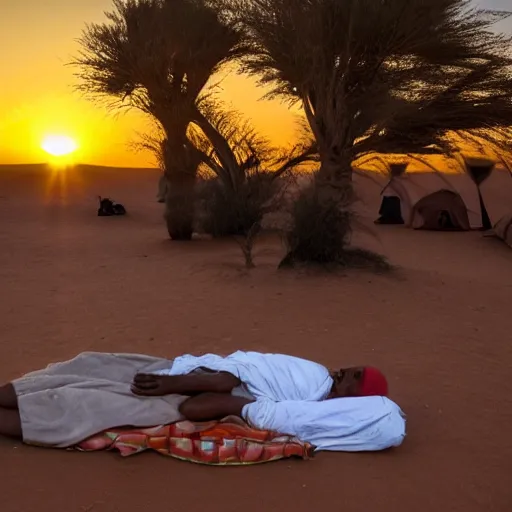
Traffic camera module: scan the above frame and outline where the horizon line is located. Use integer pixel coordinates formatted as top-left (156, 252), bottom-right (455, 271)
top-left (0, 162), bottom-right (159, 170)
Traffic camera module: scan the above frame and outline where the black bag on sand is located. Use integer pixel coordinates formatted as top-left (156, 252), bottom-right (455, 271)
top-left (97, 196), bottom-right (127, 217)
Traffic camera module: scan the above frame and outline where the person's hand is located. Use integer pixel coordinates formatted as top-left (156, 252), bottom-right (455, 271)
top-left (131, 371), bottom-right (241, 397)
top-left (131, 373), bottom-right (173, 396)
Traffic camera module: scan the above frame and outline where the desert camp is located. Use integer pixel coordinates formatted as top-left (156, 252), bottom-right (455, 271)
top-left (1, 1), bottom-right (512, 512)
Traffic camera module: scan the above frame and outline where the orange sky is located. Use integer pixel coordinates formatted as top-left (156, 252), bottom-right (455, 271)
top-left (0, 1), bottom-right (510, 168)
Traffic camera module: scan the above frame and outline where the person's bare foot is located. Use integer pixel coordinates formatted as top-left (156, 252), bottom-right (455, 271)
top-left (0, 407), bottom-right (22, 439)
top-left (0, 384), bottom-right (18, 409)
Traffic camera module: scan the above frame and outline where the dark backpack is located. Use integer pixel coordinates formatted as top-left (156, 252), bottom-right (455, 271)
top-left (97, 196), bottom-right (126, 216)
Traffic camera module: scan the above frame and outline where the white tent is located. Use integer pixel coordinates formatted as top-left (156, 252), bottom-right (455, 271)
top-left (380, 171), bottom-right (480, 228)
top-left (492, 213), bottom-right (512, 248)
top-left (378, 168), bottom-right (512, 230)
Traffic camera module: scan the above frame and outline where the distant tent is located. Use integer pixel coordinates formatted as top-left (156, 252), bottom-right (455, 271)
top-left (479, 161), bottom-right (512, 248)
top-left (374, 156), bottom-right (512, 232)
top-left (492, 213), bottom-right (512, 248)
top-left (478, 165), bottom-right (512, 227)
top-left (375, 167), bottom-right (489, 228)
top-left (410, 189), bottom-right (470, 231)
top-left (375, 163), bottom-right (408, 224)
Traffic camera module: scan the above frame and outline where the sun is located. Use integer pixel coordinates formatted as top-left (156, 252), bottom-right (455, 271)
top-left (41, 135), bottom-right (78, 157)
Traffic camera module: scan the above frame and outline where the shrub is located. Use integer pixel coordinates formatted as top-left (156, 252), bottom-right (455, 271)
top-left (280, 180), bottom-right (390, 271)
top-left (198, 172), bottom-right (280, 237)
top-left (198, 172), bottom-right (283, 267)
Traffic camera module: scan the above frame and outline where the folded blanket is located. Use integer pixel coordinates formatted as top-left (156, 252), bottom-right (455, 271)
top-left (74, 416), bottom-right (313, 465)
top-left (12, 352), bottom-right (182, 447)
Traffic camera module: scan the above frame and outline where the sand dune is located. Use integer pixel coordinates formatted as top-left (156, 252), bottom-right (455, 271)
top-left (0, 164), bottom-right (511, 512)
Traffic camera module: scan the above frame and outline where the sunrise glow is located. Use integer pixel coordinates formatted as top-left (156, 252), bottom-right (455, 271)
top-left (41, 135), bottom-right (78, 157)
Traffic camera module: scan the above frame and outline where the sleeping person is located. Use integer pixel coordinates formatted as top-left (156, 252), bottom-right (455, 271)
top-left (0, 350), bottom-right (390, 448)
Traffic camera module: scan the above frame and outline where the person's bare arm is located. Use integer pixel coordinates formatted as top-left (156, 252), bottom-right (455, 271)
top-left (178, 393), bottom-right (254, 421)
top-left (131, 372), bottom-right (241, 397)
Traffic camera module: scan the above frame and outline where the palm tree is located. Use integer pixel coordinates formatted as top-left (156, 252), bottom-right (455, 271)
top-left (74, 0), bottom-right (243, 239)
top-left (230, 0), bottom-right (512, 264)
top-left (234, 0), bottom-right (512, 186)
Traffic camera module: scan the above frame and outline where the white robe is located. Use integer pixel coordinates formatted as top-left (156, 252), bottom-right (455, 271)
top-left (155, 350), bottom-right (333, 402)
top-left (242, 396), bottom-right (406, 452)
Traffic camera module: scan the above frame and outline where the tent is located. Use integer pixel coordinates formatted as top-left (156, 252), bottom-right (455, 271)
top-left (464, 160), bottom-right (512, 245)
top-left (478, 167), bottom-right (512, 227)
top-left (373, 156), bottom-right (511, 232)
top-left (409, 189), bottom-right (470, 231)
top-left (491, 213), bottom-right (512, 248)
top-left (376, 168), bottom-right (512, 230)
top-left (377, 176), bottom-right (412, 225)
top-left (376, 172), bottom-right (479, 229)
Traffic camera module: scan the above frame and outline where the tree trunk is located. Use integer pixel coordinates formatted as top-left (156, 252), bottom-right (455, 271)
top-left (161, 137), bottom-right (198, 241)
top-left (317, 150), bottom-right (354, 204)
top-left (164, 172), bottom-right (195, 241)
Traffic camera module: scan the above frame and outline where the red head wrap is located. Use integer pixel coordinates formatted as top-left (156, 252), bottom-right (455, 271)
top-left (359, 367), bottom-right (389, 397)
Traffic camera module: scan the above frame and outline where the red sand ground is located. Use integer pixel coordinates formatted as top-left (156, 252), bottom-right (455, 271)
top-left (1, 165), bottom-right (511, 512)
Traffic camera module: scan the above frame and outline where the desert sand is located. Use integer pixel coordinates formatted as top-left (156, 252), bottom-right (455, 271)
top-left (1, 164), bottom-right (511, 512)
